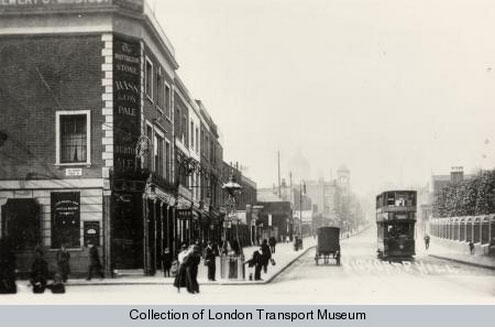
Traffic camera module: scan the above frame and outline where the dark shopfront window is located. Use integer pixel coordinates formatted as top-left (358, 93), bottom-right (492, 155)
top-left (51, 192), bottom-right (81, 248)
top-left (1, 198), bottom-right (40, 250)
top-left (60, 114), bottom-right (87, 163)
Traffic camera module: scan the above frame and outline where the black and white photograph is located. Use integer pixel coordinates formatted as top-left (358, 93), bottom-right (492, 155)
top-left (0, 0), bottom-right (494, 315)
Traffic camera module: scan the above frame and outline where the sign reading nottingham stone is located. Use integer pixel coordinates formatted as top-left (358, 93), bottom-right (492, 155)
top-left (113, 36), bottom-right (141, 173)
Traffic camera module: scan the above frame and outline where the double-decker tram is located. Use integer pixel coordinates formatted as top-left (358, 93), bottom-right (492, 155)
top-left (376, 190), bottom-right (417, 260)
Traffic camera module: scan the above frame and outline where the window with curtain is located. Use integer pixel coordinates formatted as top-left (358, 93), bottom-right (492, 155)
top-left (60, 114), bottom-right (87, 163)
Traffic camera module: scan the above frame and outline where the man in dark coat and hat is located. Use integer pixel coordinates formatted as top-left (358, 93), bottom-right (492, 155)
top-left (56, 244), bottom-right (71, 282)
top-left (260, 239), bottom-right (272, 274)
top-left (86, 244), bottom-right (104, 280)
top-left (162, 248), bottom-right (173, 277)
top-left (204, 241), bottom-right (217, 281)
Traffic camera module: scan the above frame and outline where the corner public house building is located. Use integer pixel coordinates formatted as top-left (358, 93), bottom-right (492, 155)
top-left (0, 0), bottom-right (224, 276)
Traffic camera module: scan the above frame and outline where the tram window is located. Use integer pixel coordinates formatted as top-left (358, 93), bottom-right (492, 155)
top-left (395, 197), bottom-right (406, 206)
top-left (387, 193), bottom-right (395, 206)
top-left (386, 222), bottom-right (411, 238)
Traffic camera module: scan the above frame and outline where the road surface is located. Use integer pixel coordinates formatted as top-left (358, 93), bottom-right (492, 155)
top-left (3, 228), bottom-right (494, 304)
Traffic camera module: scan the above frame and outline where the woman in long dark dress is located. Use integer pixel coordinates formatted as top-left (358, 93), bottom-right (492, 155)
top-left (173, 244), bottom-right (189, 293)
top-left (185, 245), bottom-right (201, 294)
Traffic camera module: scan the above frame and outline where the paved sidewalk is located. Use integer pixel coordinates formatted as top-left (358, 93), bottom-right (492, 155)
top-left (60, 237), bottom-right (317, 287)
top-left (17, 228), bottom-right (369, 287)
top-left (426, 237), bottom-right (495, 270)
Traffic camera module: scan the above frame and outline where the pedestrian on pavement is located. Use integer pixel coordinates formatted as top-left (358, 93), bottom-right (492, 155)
top-left (56, 244), bottom-right (71, 282)
top-left (294, 236), bottom-right (301, 251)
top-left (188, 244), bottom-right (201, 293)
top-left (204, 241), bottom-right (217, 281)
top-left (86, 244), bottom-right (104, 281)
top-left (468, 241), bottom-right (475, 255)
top-left (30, 248), bottom-right (49, 294)
top-left (269, 236), bottom-right (277, 254)
top-left (0, 237), bottom-right (16, 294)
top-left (245, 250), bottom-right (263, 281)
top-left (181, 245), bottom-right (200, 294)
top-left (424, 234), bottom-right (430, 250)
top-left (173, 243), bottom-right (189, 293)
top-left (260, 239), bottom-right (272, 274)
top-left (162, 248), bottom-right (173, 277)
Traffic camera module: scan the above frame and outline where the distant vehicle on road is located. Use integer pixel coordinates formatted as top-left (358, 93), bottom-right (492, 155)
top-left (314, 227), bottom-right (340, 265)
top-left (376, 190), bottom-right (417, 260)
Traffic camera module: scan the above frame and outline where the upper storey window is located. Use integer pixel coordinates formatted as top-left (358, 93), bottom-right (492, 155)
top-left (56, 111), bottom-right (91, 165)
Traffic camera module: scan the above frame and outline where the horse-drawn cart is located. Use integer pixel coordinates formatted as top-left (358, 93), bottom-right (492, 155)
top-left (315, 227), bottom-right (341, 265)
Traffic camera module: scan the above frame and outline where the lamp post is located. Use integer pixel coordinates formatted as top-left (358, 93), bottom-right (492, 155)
top-left (220, 173), bottom-right (244, 279)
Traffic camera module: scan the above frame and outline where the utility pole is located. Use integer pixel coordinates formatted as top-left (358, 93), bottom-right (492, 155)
top-left (277, 150), bottom-right (281, 198)
top-left (300, 182), bottom-right (303, 237)
top-left (289, 171), bottom-right (293, 204)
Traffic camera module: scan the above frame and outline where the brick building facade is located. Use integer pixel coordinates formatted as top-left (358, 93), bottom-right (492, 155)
top-left (0, 1), bottom-right (257, 277)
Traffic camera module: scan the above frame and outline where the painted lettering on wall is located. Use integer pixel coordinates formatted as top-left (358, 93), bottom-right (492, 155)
top-left (113, 36), bottom-right (141, 173)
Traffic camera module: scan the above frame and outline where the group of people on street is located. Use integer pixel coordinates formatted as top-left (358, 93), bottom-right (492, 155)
top-left (173, 243), bottom-right (202, 294)
top-left (0, 237), bottom-right (107, 294)
top-left (245, 239), bottom-right (273, 281)
top-left (30, 243), bottom-right (104, 293)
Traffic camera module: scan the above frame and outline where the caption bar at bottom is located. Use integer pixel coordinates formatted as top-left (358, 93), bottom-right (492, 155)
top-left (0, 305), bottom-right (494, 327)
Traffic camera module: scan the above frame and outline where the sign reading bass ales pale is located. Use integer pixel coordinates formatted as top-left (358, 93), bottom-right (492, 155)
top-left (0, 0), bottom-right (143, 13)
top-left (113, 36), bottom-right (141, 173)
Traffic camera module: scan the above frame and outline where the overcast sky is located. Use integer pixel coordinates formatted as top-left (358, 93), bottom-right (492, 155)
top-left (153, 0), bottom-right (495, 196)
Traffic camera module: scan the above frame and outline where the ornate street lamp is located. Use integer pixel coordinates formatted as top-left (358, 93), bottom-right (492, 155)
top-left (220, 173), bottom-right (244, 279)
